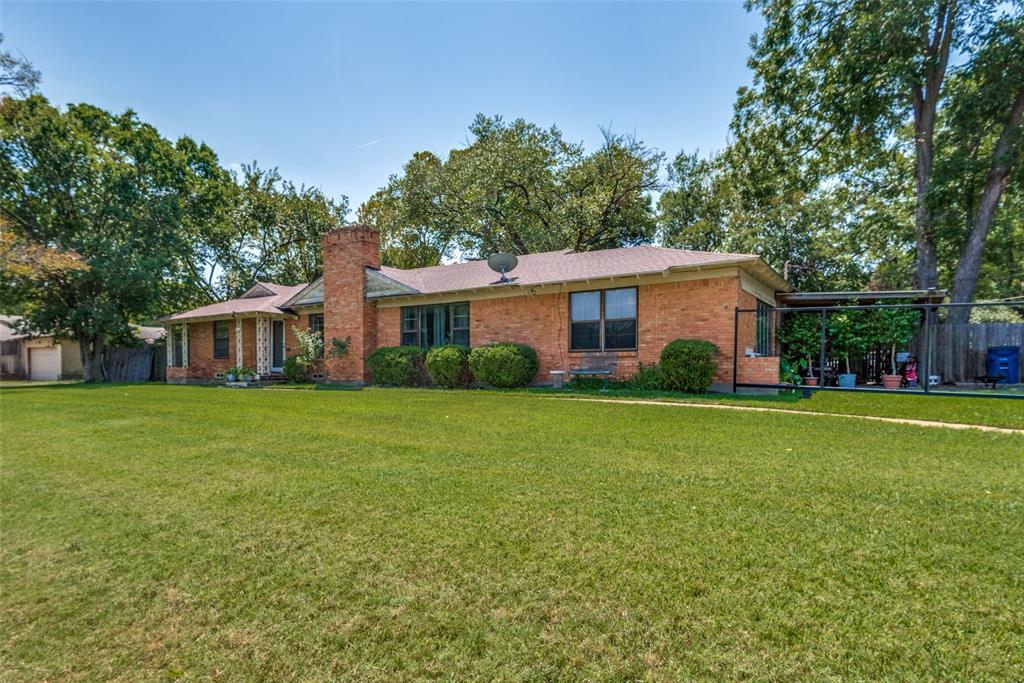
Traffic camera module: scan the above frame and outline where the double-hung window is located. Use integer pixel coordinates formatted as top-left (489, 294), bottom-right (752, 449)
top-left (401, 302), bottom-right (470, 348)
top-left (570, 287), bottom-right (637, 352)
top-left (213, 321), bottom-right (230, 359)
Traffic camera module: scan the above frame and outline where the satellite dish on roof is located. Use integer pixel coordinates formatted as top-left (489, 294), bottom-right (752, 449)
top-left (487, 253), bottom-right (518, 283)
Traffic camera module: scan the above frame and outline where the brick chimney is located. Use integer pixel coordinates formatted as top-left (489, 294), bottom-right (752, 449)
top-left (322, 225), bottom-right (380, 383)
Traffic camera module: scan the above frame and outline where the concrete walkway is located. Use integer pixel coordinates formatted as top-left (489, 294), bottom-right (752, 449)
top-left (549, 396), bottom-right (1024, 436)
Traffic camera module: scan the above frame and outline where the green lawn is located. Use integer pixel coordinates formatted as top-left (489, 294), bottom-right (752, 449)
top-left (522, 385), bottom-right (1024, 430)
top-left (2, 385), bottom-right (1022, 680)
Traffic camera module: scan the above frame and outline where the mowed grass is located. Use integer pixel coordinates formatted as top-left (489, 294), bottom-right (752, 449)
top-left (1, 385), bottom-right (1022, 681)
top-left (521, 385), bottom-right (1024, 430)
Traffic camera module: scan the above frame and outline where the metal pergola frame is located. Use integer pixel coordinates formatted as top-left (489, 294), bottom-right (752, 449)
top-left (732, 300), bottom-right (1024, 400)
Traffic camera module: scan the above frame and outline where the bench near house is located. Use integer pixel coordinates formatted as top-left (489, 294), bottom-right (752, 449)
top-left (164, 226), bottom-right (790, 390)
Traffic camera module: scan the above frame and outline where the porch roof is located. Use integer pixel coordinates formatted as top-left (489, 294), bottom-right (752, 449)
top-left (164, 282), bottom-right (307, 322)
top-left (776, 289), bottom-right (948, 307)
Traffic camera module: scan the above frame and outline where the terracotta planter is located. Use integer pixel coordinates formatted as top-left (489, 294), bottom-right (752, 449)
top-left (804, 376), bottom-right (819, 387)
top-left (881, 374), bottom-right (902, 389)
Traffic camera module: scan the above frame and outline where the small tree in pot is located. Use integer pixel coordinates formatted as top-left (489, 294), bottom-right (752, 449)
top-left (870, 307), bottom-right (920, 389)
top-left (828, 309), bottom-right (868, 388)
top-left (777, 313), bottom-right (822, 385)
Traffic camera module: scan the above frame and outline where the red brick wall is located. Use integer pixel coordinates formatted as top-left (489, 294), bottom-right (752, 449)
top-left (165, 320), bottom-right (235, 382)
top-left (376, 306), bottom-right (400, 347)
top-left (375, 275), bottom-right (749, 386)
top-left (323, 226), bottom-right (379, 382)
top-left (737, 356), bottom-right (780, 385)
top-left (165, 314), bottom-right (318, 382)
top-left (735, 290), bottom-right (780, 386)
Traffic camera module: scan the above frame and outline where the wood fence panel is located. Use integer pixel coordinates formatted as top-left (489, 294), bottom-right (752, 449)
top-left (105, 347), bottom-right (155, 382)
top-left (931, 323), bottom-right (1023, 383)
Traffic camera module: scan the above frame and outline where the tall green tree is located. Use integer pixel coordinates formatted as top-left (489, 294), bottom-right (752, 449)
top-left (358, 115), bottom-right (662, 265)
top-left (739, 0), bottom-right (1023, 309)
top-left (0, 96), bottom-right (235, 380)
top-left (658, 145), bottom-right (913, 291)
top-left (214, 163), bottom-right (348, 298)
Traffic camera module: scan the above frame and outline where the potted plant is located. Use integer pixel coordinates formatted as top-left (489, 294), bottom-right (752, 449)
top-left (225, 367), bottom-right (239, 383)
top-left (828, 309), bottom-right (868, 388)
top-left (777, 313), bottom-right (821, 386)
top-left (237, 367), bottom-right (255, 383)
top-left (870, 307), bottom-right (920, 389)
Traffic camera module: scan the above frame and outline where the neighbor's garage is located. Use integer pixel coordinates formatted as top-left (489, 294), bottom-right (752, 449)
top-left (29, 347), bottom-right (61, 381)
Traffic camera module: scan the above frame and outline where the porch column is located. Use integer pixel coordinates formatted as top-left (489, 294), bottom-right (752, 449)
top-left (255, 316), bottom-right (270, 377)
top-left (235, 317), bottom-right (243, 367)
top-left (181, 323), bottom-right (189, 368)
top-left (166, 325), bottom-right (174, 368)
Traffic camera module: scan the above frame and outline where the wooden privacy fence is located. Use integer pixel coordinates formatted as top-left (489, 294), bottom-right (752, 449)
top-left (928, 322), bottom-right (1024, 384)
top-left (105, 345), bottom-right (165, 382)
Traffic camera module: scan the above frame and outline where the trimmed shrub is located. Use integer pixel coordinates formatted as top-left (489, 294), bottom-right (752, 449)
top-left (367, 346), bottom-right (426, 386)
top-left (282, 355), bottom-right (307, 384)
top-left (630, 362), bottom-right (666, 391)
top-left (659, 339), bottom-right (719, 393)
top-left (469, 343), bottom-right (539, 388)
top-left (426, 344), bottom-right (470, 388)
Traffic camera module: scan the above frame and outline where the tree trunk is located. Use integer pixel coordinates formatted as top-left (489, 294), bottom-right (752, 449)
top-left (946, 89), bottom-right (1024, 326)
top-left (911, 0), bottom-right (957, 291)
top-left (913, 150), bottom-right (939, 290)
top-left (79, 334), bottom-right (108, 382)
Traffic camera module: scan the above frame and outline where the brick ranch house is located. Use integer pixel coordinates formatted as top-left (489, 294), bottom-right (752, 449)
top-left (164, 225), bottom-right (790, 390)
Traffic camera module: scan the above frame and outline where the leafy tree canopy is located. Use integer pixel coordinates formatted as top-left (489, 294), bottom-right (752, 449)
top-left (359, 114), bottom-right (662, 266)
top-left (213, 163), bottom-right (348, 299)
top-left (0, 95), bottom-right (236, 380)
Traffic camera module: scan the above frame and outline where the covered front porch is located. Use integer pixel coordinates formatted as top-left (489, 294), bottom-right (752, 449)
top-left (162, 281), bottom-right (312, 383)
top-left (164, 313), bottom-right (297, 383)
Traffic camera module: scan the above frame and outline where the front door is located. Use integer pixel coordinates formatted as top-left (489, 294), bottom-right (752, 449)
top-left (271, 320), bottom-right (285, 372)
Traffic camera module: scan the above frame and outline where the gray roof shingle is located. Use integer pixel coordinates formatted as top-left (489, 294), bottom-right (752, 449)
top-left (165, 282), bottom-right (307, 321)
top-left (376, 245), bottom-right (779, 295)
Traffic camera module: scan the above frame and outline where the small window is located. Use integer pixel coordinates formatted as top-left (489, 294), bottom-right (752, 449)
top-left (213, 321), bottom-right (230, 359)
top-left (570, 291), bottom-right (601, 351)
top-left (570, 287), bottom-right (637, 352)
top-left (451, 302), bottom-right (470, 347)
top-left (755, 300), bottom-right (774, 356)
top-left (401, 308), bottom-right (420, 346)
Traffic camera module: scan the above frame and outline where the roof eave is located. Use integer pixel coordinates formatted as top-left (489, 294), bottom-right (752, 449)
top-left (279, 276), bottom-right (325, 308)
top-left (368, 258), bottom-right (791, 301)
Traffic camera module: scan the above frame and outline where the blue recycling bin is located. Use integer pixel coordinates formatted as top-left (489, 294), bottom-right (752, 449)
top-left (986, 346), bottom-right (1020, 384)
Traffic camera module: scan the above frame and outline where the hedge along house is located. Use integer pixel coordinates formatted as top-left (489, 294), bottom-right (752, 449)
top-left (164, 225), bottom-right (791, 390)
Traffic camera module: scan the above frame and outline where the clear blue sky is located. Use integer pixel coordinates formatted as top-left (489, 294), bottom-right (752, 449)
top-left (3, 1), bottom-right (762, 213)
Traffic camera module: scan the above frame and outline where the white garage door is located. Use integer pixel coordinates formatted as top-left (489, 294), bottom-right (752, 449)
top-left (29, 347), bottom-right (60, 381)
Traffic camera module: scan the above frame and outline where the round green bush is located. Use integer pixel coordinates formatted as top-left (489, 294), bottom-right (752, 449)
top-left (367, 346), bottom-right (426, 386)
top-left (425, 345), bottom-right (470, 388)
top-left (282, 355), bottom-right (307, 384)
top-left (468, 343), bottom-right (539, 388)
top-left (630, 362), bottom-right (665, 391)
top-left (659, 339), bottom-right (719, 393)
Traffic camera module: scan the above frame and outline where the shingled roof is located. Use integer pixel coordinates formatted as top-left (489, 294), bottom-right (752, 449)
top-left (165, 282), bottom-right (307, 322)
top-left (374, 245), bottom-right (789, 296)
